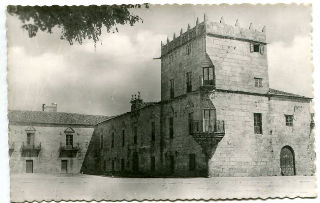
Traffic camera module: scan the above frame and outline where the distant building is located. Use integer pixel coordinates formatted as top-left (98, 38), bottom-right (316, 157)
top-left (8, 107), bottom-right (108, 174)
top-left (82, 16), bottom-right (315, 177)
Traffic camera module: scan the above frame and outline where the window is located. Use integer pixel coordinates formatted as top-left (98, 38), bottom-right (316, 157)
top-left (66, 134), bottom-right (73, 147)
top-left (170, 79), bottom-right (175, 99)
top-left (186, 43), bottom-right (191, 55)
top-left (169, 117), bottom-right (174, 139)
top-left (26, 133), bottom-right (34, 145)
top-left (122, 130), bottom-right (125, 147)
top-left (285, 115), bottom-right (293, 126)
top-left (133, 126), bottom-right (138, 144)
top-left (203, 67), bottom-right (214, 85)
top-left (188, 112), bottom-right (194, 134)
top-left (186, 72), bottom-right (192, 93)
top-left (189, 154), bottom-right (196, 171)
top-left (100, 134), bottom-right (103, 149)
top-left (254, 113), bottom-right (262, 134)
top-left (121, 159), bottom-right (125, 171)
top-left (151, 122), bottom-right (155, 142)
top-left (150, 156), bottom-right (155, 171)
top-left (203, 109), bottom-right (215, 132)
top-left (111, 133), bottom-right (114, 148)
top-left (250, 43), bottom-right (264, 54)
top-left (254, 77), bottom-right (263, 87)
top-left (112, 160), bottom-right (115, 172)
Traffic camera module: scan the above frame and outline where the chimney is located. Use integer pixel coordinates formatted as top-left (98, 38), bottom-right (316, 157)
top-left (130, 92), bottom-right (143, 112)
top-left (42, 103), bottom-right (57, 112)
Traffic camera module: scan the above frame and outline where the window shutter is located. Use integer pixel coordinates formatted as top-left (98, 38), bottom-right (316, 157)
top-left (259, 45), bottom-right (265, 55)
top-left (250, 43), bottom-right (254, 52)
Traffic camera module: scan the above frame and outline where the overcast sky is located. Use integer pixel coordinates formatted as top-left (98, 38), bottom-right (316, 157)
top-left (7, 4), bottom-right (312, 116)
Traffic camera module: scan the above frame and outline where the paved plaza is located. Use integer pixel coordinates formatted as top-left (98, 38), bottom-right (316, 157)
top-left (10, 174), bottom-right (316, 202)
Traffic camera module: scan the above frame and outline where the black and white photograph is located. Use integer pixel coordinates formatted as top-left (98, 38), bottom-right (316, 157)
top-left (1, 1), bottom-right (319, 202)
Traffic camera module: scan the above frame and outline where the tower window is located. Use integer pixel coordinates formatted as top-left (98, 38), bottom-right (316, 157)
top-left (186, 44), bottom-right (191, 55)
top-left (202, 67), bottom-right (214, 86)
top-left (254, 78), bottom-right (263, 87)
top-left (254, 113), bottom-right (262, 134)
top-left (285, 115), bottom-right (293, 126)
top-left (250, 43), bottom-right (264, 54)
top-left (186, 72), bottom-right (192, 93)
top-left (170, 79), bottom-right (175, 99)
top-left (169, 117), bottom-right (174, 139)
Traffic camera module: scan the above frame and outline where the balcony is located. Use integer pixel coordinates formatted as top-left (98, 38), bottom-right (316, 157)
top-left (21, 142), bottom-right (41, 157)
top-left (9, 142), bottom-right (14, 156)
top-left (189, 120), bottom-right (225, 154)
top-left (199, 76), bottom-right (215, 91)
top-left (59, 143), bottom-right (80, 158)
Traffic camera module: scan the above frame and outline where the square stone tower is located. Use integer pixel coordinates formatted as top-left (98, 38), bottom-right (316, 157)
top-left (160, 15), bottom-right (269, 99)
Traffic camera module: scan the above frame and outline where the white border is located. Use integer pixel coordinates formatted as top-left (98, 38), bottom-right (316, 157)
top-left (0, 1), bottom-right (319, 203)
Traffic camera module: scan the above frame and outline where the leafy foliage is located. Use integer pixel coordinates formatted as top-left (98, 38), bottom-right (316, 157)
top-left (7, 4), bottom-right (147, 45)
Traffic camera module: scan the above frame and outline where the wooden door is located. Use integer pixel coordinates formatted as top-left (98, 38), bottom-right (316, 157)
top-left (280, 146), bottom-right (295, 176)
top-left (61, 160), bottom-right (68, 173)
top-left (26, 160), bottom-right (33, 173)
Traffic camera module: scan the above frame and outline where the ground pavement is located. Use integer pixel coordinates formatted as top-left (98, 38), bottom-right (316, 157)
top-left (10, 174), bottom-right (316, 202)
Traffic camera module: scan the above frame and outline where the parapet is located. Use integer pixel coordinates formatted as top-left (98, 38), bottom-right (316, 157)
top-left (161, 14), bottom-right (266, 57)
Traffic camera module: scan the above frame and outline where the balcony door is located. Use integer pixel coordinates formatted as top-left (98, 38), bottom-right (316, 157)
top-left (27, 133), bottom-right (35, 146)
top-left (203, 67), bottom-right (214, 86)
top-left (203, 109), bottom-right (216, 133)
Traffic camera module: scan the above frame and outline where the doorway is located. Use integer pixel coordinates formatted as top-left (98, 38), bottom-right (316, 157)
top-left (132, 152), bottom-right (139, 172)
top-left (26, 160), bottom-right (33, 173)
top-left (280, 146), bottom-right (296, 176)
top-left (61, 160), bottom-right (68, 173)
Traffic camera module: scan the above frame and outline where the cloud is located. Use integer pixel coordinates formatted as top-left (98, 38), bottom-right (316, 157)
top-left (268, 35), bottom-right (313, 97)
top-left (6, 5), bottom-right (313, 115)
top-left (7, 29), bottom-right (164, 115)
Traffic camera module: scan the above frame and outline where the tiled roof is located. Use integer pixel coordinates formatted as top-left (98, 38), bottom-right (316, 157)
top-left (8, 110), bottom-right (109, 126)
top-left (268, 88), bottom-right (311, 99)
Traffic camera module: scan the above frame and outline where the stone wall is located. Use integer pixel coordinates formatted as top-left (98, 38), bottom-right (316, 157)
top-left (268, 97), bottom-right (315, 176)
top-left (208, 91), bottom-right (313, 177)
top-left (9, 124), bottom-right (93, 174)
top-left (161, 34), bottom-right (206, 101)
top-left (206, 35), bottom-right (269, 94)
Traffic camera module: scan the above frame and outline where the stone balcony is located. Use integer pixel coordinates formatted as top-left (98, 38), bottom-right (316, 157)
top-left (189, 120), bottom-right (225, 155)
top-left (59, 143), bottom-right (80, 158)
top-left (21, 142), bottom-right (41, 157)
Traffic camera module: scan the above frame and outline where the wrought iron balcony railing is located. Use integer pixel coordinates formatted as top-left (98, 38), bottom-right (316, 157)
top-left (189, 120), bottom-right (225, 135)
top-left (59, 142), bottom-right (80, 157)
top-left (189, 120), bottom-right (225, 155)
top-left (21, 142), bottom-right (41, 157)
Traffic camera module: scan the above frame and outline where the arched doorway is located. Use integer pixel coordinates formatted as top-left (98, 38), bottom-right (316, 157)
top-left (280, 146), bottom-right (296, 176)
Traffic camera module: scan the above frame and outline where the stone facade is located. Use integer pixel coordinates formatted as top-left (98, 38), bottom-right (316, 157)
top-left (82, 16), bottom-right (314, 177)
top-left (8, 110), bottom-right (108, 174)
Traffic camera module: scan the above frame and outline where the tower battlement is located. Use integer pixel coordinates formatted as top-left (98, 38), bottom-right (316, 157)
top-left (161, 15), bottom-right (266, 56)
